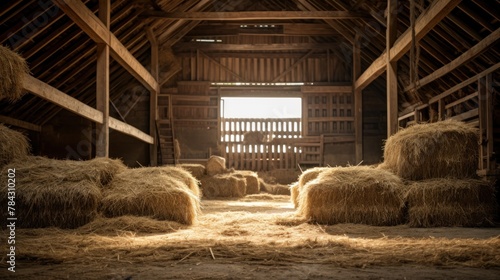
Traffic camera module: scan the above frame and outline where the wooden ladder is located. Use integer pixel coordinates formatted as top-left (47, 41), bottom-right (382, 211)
top-left (156, 94), bottom-right (177, 166)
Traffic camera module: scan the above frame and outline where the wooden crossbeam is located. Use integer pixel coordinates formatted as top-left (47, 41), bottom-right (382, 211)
top-left (354, 0), bottom-right (461, 91)
top-left (0, 115), bottom-right (42, 132)
top-left (53, 0), bottom-right (158, 92)
top-left (173, 42), bottom-right (337, 51)
top-left (22, 74), bottom-right (153, 144)
top-left (429, 62), bottom-right (500, 103)
top-left (142, 11), bottom-right (368, 20)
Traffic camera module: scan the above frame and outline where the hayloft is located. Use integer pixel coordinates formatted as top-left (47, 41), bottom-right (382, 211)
top-left (0, 0), bottom-right (499, 278)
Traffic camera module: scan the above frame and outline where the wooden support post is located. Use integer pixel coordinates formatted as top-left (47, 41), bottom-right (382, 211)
top-left (478, 74), bottom-right (495, 172)
top-left (386, 0), bottom-right (398, 137)
top-left (353, 33), bottom-right (362, 164)
top-left (96, 0), bottom-right (110, 158)
top-left (146, 27), bottom-right (159, 166)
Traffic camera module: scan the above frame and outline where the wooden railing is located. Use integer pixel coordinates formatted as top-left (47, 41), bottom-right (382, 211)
top-left (220, 118), bottom-right (323, 171)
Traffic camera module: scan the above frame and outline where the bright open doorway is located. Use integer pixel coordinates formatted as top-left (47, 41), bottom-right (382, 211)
top-left (221, 97), bottom-right (301, 118)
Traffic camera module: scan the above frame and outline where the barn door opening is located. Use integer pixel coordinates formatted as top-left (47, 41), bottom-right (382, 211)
top-left (220, 97), bottom-right (303, 171)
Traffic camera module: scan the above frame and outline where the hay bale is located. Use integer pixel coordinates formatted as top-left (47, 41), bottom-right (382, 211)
top-left (14, 156), bottom-right (125, 187)
top-left (297, 166), bottom-right (406, 226)
top-left (260, 179), bottom-right (291, 195)
top-left (200, 173), bottom-right (246, 198)
top-left (0, 124), bottom-right (30, 167)
top-left (100, 168), bottom-right (200, 225)
top-left (380, 120), bottom-right (478, 180)
top-left (82, 157), bottom-right (127, 186)
top-left (406, 179), bottom-right (497, 227)
top-left (128, 166), bottom-right (200, 197)
top-left (206, 155), bottom-right (226, 176)
top-left (233, 170), bottom-right (260, 194)
top-left (0, 159), bottom-right (102, 228)
top-left (292, 167), bottom-right (329, 207)
top-left (0, 45), bottom-right (29, 101)
top-left (178, 163), bottom-right (206, 180)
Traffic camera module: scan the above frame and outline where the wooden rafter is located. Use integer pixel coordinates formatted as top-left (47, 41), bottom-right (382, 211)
top-left (53, 0), bottom-right (158, 92)
top-left (405, 27), bottom-right (500, 92)
top-left (173, 42), bottom-right (338, 51)
top-left (141, 10), bottom-right (369, 20)
top-left (354, 0), bottom-right (461, 91)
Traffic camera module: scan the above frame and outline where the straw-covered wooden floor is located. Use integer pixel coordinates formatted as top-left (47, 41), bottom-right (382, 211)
top-left (1, 194), bottom-right (499, 279)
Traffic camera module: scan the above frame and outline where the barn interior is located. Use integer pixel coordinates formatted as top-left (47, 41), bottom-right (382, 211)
top-left (0, 0), bottom-right (499, 278)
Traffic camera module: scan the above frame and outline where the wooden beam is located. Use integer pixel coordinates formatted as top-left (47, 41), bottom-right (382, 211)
top-left (156, 0), bottom-right (211, 43)
top-left (300, 85), bottom-right (352, 93)
top-left (405, 27), bottom-right (500, 92)
top-left (386, 0), bottom-right (398, 137)
top-left (355, 0), bottom-right (461, 90)
top-left (142, 10), bottom-right (368, 20)
top-left (53, 0), bottom-right (158, 92)
top-left (295, 0), bottom-right (354, 44)
top-left (22, 74), bottom-right (154, 144)
top-left (173, 42), bottom-right (337, 51)
top-left (109, 118), bottom-right (154, 144)
top-left (272, 50), bottom-right (315, 82)
top-left (0, 115), bottom-right (42, 132)
top-left (353, 33), bottom-right (362, 164)
top-left (429, 62), bottom-right (500, 103)
top-left (146, 26), bottom-right (158, 166)
top-left (22, 74), bottom-right (103, 124)
top-left (96, 0), bottom-right (110, 157)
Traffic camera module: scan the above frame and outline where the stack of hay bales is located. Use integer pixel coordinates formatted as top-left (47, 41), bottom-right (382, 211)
top-left (0, 45), bottom-right (29, 102)
top-left (200, 173), bottom-right (246, 198)
top-left (233, 170), bottom-right (260, 195)
top-left (0, 124), bottom-right (30, 167)
top-left (379, 119), bottom-right (497, 227)
top-left (0, 156), bottom-right (126, 228)
top-left (297, 166), bottom-right (406, 226)
top-left (100, 167), bottom-right (200, 225)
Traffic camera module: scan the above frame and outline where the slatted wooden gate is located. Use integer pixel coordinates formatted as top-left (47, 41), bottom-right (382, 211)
top-left (220, 118), bottom-right (323, 171)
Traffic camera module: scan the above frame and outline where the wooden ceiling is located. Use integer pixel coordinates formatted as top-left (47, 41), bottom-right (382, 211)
top-left (0, 0), bottom-right (498, 126)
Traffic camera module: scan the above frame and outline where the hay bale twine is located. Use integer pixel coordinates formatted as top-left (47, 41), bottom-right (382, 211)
top-left (0, 124), bottom-right (30, 167)
top-left (233, 170), bottom-right (260, 194)
top-left (200, 173), bottom-right (246, 198)
top-left (406, 178), bottom-right (497, 227)
top-left (100, 168), bottom-right (200, 225)
top-left (0, 45), bottom-right (29, 102)
top-left (380, 120), bottom-right (478, 180)
top-left (297, 166), bottom-right (406, 226)
top-left (179, 163), bottom-right (206, 180)
top-left (292, 167), bottom-right (329, 207)
top-left (206, 155), bottom-right (226, 176)
top-left (0, 158), bottom-right (102, 228)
